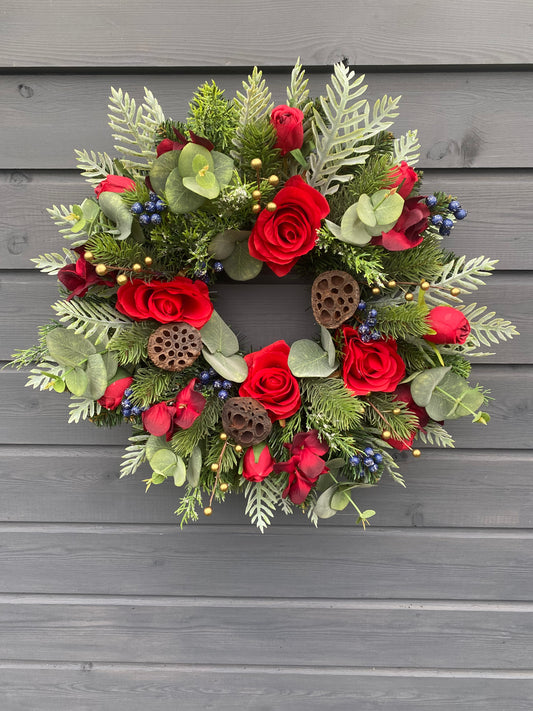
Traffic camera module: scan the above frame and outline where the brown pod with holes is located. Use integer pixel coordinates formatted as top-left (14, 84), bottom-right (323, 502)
top-left (147, 323), bottom-right (202, 372)
top-left (221, 397), bottom-right (272, 447)
top-left (311, 270), bottom-right (360, 329)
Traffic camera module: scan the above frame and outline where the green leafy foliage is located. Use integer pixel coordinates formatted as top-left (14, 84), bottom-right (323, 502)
top-left (31, 248), bottom-right (75, 275)
top-left (244, 478), bottom-right (280, 533)
top-left (393, 129), bottom-right (421, 166)
top-left (108, 322), bottom-right (154, 366)
top-left (425, 255), bottom-right (498, 306)
top-left (459, 302), bottom-right (519, 348)
top-left (51, 296), bottom-right (130, 344)
top-left (188, 81), bottom-right (239, 153)
top-left (377, 302), bottom-right (431, 339)
top-left (302, 378), bottom-right (364, 432)
top-left (120, 430), bottom-right (150, 478)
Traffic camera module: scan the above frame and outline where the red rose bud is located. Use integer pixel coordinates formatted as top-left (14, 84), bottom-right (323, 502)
top-left (385, 161), bottom-right (419, 199)
top-left (342, 326), bottom-right (406, 397)
top-left (242, 443), bottom-right (275, 483)
top-left (173, 379), bottom-right (206, 430)
top-left (424, 306), bottom-right (471, 345)
top-left (239, 340), bottom-right (301, 422)
top-left (58, 249), bottom-right (113, 300)
top-left (248, 175), bottom-right (329, 277)
top-left (273, 429), bottom-right (329, 505)
top-left (115, 276), bottom-right (213, 327)
top-left (372, 196), bottom-right (430, 251)
top-left (156, 130), bottom-right (214, 157)
top-left (270, 105), bottom-right (305, 156)
top-left (98, 376), bottom-right (134, 411)
top-left (94, 175), bottom-right (136, 198)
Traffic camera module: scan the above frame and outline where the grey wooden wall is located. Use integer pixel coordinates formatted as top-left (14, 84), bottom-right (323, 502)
top-left (1, 2), bottom-right (532, 709)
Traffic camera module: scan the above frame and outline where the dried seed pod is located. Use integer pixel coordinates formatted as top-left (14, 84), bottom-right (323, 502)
top-left (311, 270), bottom-right (359, 329)
top-left (221, 397), bottom-right (272, 447)
top-left (147, 322), bottom-right (202, 372)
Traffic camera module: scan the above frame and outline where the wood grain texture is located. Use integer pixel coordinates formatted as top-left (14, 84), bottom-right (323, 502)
top-left (2, 667), bottom-right (532, 711)
top-left (3, 169), bottom-right (531, 270)
top-left (2, 72), bottom-right (533, 169)
top-left (0, 447), bottom-right (531, 528)
top-left (3, 1), bottom-right (532, 67)
top-left (0, 526), bottom-right (531, 598)
top-left (1, 271), bottom-right (527, 362)
top-left (1, 601), bottom-right (532, 668)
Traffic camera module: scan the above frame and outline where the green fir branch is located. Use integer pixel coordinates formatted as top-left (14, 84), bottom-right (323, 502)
top-left (175, 484), bottom-right (203, 527)
top-left (364, 394), bottom-right (419, 440)
top-left (85, 232), bottom-right (146, 270)
top-left (171, 398), bottom-right (223, 458)
top-left (108, 322), bottom-right (154, 366)
top-left (377, 302), bottom-right (431, 339)
top-left (301, 378), bottom-right (364, 432)
top-left (187, 81), bottom-right (239, 153)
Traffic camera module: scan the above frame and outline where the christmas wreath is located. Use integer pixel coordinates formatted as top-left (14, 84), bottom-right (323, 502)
top-left (11, 62), bottom-right (518, 531)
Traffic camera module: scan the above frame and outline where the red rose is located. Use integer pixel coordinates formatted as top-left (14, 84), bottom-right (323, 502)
top-left (142, 379), bottom-right (206, 439)
top-left (423, 306), bottom-right (471, 345)
top-left (385, 161), bottom-right (419, 199)
top-left (58, 249), bottom-right (113, 300)
top-left (270, 105), bottom-right (304, 156)
top-left (115, 276), bottom-right (213, 327)
top-left (98, 376), bottom-right (133, 410)
top-left (239, 340), bottom-right (301, 422)
top-left (372, 196), bottom-right (430, 251)
top-left (248, 176), bottom-right (329, 277)
top-left (342, 326), bottom-right (406, 396)
top-left (156, 129), bottom-right (214, 157)
top-left (273, 430), bottom-right (329, 504)
top-left (388, 383), bottom-right (429, 451)
top-left (242, 443), bottom-right (275, 482)
top-left (94, 175), bottom-right (136, 198)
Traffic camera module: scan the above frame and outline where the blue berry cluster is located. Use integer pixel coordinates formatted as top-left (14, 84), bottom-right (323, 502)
top-left (426, 195), bottom-right (467, 237)
top-left (349, 446), bottom-right (383, 478)
top-left (199, 369), bottom-right (234, 400)
top-left (121, 387), bottom-right (149, 418)
top-left (356, 302), bottom-right (381, 342)
top-left (131, 192), bottom-right (166, 227)
top-left (194, 261), bottom-right (224, 283)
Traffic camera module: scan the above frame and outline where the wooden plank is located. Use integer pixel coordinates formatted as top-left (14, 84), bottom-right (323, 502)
top-left (3, 169), bottom-right (531, 271)
top-left (0, 527), bottom-right (531, 598)
top-left (3, 1), bottom-right (532, 67)
top-left (1, 447), bottom-right (531, 528)
top-left (1, 667), bottom-right (532, 711)
top-left (1, 601), bottom-right (532, 668)
top-left (2, 72), bottom-right (533, 169)
top-left (0, 365), bottom-right (530, 448)
top-left (0, 271), bottom-right (527, 363)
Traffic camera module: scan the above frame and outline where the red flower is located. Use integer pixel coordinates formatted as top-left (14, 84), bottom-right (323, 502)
top-left (242, 443), bottom-right (275, 482)
top-left (94, 175), bottom-right (136, 198)
top-left (372, 197), bottom-right (430, 251)
top-left (388, 383), bottom-right (429, 451)
top-left (115, 276), bottom-right (213, 327)
top-left (385, 161), bottom-right (419, 199)
top-left (424, 306), bottom-right (471, 345)
top-left (388, 430), bottom-right (416, 452)
top-left (98, 376), bottom-right (134, 410)
top-left (156, 129), bottom-right (214, 157)
top-left (248, 175), bottom-right (329, 277)
top-left (58, 249), bottom-right (113, 300)
top-left (270, 105), bottom-right (304, 156)
top-left (274, 430), bottom-right (329, 504)
top-left (142, 379), bottom-right (206, 439)
top-left (239, 341), bottom-right (301, 422)
top-left (342, 326), bottom-right (405, 396)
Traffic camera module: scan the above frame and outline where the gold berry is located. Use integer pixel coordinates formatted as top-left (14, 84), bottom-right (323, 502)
top-left (235, 445), bottom-right (243, 453)
top-left (84, 251), bottom-right (94, 261)
top-left (412, 449), bottom-right (421, 458)
top-left (250, 158), bottom-right (262, 170)
top-left (116, 274), bottom-right (128, 286)
top-left (210, 463), bottom-right (219, 472)
top-left (382, 430), bottom-right (392, 440)
top-left (268, 174), bottom-right (280, 186)
top-left (203, 506), bottom-right (213, 516)
top-left (392, 407), bottom-right (401, 416)
top-left (144, 256), bottom-right (153, 266)
top-left (387, 280), bottom-right (397, 288)
top-left (405, 292), bottom-right (414, 302)
top-left (95, 264), bottom-right (107, 276)
top-left (252, 203), bottom-right (262, 215)
top-left (219, 432), bottom-right (228, 441)
top-left (421, 281), bottom-right (431, 291)
top-left (219, 483), bottom-right (229, 492)
top-left (450, 287), bottom-right (461, 296)
top-left (252, 189), bottom-right (261, 200)
top-left (132, 263), bottom-right (142, 273)
top-left (266, 202), bottom-right (277, 212)
top-left (371, 286), bottom-right (380, 295)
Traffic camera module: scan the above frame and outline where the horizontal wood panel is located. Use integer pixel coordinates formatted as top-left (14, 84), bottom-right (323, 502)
top-left (0, 527), bottom-right (531, 598)
top-left (1, 272), bottom-right (526, 361)
top-left (2, 667), bottom-right (532, 711)
top-left (1, 365), bottom-right (529, 448)
top-left (1, 602), bottom-right (531, 669)
top-left (2, 72), bottom-right (533, 169)
top-left (3, 1), bottom-right (532, 67)
top-left (3, 169), bottom-right (530, 270)
top-left (0, 447), bottom-right (531, 528)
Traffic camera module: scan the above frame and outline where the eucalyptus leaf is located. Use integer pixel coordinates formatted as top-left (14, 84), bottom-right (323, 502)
top-left (146, 434), bottom-right (168, 462)
top-left (314, 485), bottom-right (339, 519)
top-left (65, 367), bottom-right (89, 396)
top-left (165, 168), bottom-right (205, 214)
top-left (202, 349), bottom-right (248, 383)
top-left (178, 143), bottom-right (214, 177)
top-left (102, 350), bottom-right (119, 380)
top-left (331, 489), bottom-right (351, 511)
top-left (83, 353), bottom-right (108, 400)
top-left (149, 150), bottom-right (181, 196)
top-left (98, 191), bottom-right (133, 240)
top-left (425, 371), bottom-right (485, 421)
top-left (222, 239), bottom-right (263, 281)
top-left (410, 366), bottom-right (451, 407)
top-left (324, 219), bottom-right (342, 239)
top-left (173, 455), bottom-right (187, 487)
top-left (320, 326), bottom-right (338, 368)
top-left (356, 193), bottom-right (377, 227)
top-left (288, 339), bottom-right (337, 378)
top-left (53, 379), bottom-right (66, 393)
top-left (372, 189), bottom-right (404, 225)
top-left (324, 458), bottom-right (345, 471)
top-left (183, 173), bottom-right (220, 200)
top-left (200, 310), bottom-right (239, 356)
top-left (211, 150), bottom-right (235, 187)
top-left (208, 229), bottom-right (250, 260)
top-left (186, 445), bottom-right (203, 487)
top-left (150, 448), bottom-right (178, 477)
top-left (46, 328), bottom-right (96, 367)
top-left (80, 198), bottom-right (100, 220)
top-left (340, 203), bottom-right (373, 245)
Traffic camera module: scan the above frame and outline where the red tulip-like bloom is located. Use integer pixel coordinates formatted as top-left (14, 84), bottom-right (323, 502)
top-left (274, 430), bottom-right (329, 504)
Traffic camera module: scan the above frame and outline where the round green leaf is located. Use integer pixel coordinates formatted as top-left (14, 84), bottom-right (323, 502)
top-left (186, 446), bottom-right (203, 487)
top-left (65, 367), bottom-right (89, 396)
top-left (173, 455), bottom-right (187, 487)
top-left (149, 150), bottom-right (181, 196)
top-left (183, 172), bottom-right (220, 200)
top-left (314, 485), bottom-right (338, 519)
top-left (46, 328), bottom-right (96, 368)
top-left (222, 240), bottom-right (263, 281)
top-left (165, 168), bottom-right (205, 214)
top-left (320, 326), bottom-right (338, 368)
top-left (331, 489), bottom-right (351, 511)
top-left (150, 448), bottom-right (178, 477)
top-left (208, 229), bottom-right (250, 260)
top-left (288, 339), bottom-right (337, 378)
top-left (340, 203), bottom-right (373, 245)
top-left (83, 353), bottom-right (108, 400)
top-left (146, 434), bottom-right (168, 462)
top-left (426, 371), bottom-right (485, 421)
top-left (53, 378), bottom-right (66, 393)
top-left (356, 194), bottom-right (377, 227)
top-left (200, 310), bottom-right (239, 356)
top-left (98, 191), bottom-right (133, 240)
top-left (211, 151), bottom-right (235, 188)
top-left (201, 349), bottom-right (248, 383)
top-left (371, 189), bottom-right (404, 225)
top-left (410, 366), bottom-right (451, 407)
top-left (178, 143), bottom-right (214, 178)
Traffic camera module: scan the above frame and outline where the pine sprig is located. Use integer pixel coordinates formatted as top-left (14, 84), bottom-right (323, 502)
top-left (380, 234), bottom-right (447, 283)
top-left (302, 378), bottom-right (364, 432)
top-left (171, 398), bottom-right (223, 458)
top-left (108, 322), bottom-right (154, 366)
top-left (378, 303), bottom-right (430, 339)
top-left (128, 365), bottom-right (190, 408)
top-left (187, 81), bottom-right (238, 153)
top-left (175, 484), bottom-right (203, 527)
top-left (85, 232), bottom-right (146, 270)
top-left (364, 394), bottom-right (419, 440)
